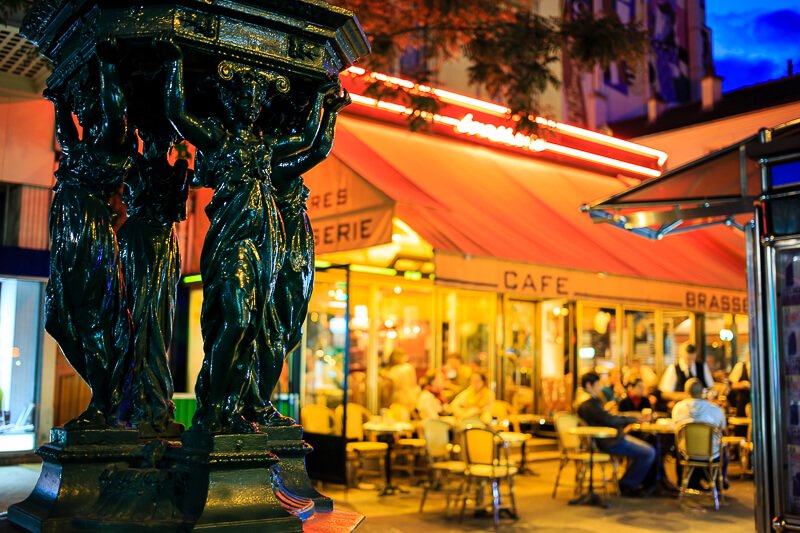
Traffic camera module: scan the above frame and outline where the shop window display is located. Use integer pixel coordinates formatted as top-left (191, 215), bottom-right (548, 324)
top-left (0, 278), bottom-right (43, 452)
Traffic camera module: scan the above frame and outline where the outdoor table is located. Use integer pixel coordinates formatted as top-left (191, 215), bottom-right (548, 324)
top-left (497, 431), bottom-right (536, 475)
top-left (567, 426), bottom-right (617, 508)
top-left (630, 419), bottom-right (679, 495)
top-left (362, 420), bottom-right (416, 496)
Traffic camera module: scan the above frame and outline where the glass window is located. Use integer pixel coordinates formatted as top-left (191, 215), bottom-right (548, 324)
top-left (663, 311), bottom-right (692, 370)
top-left (502, 300), bottom-right (535, 409)
top-left (578, 305), bottom-right (617, 373)
top-left (704, 313), bottom-right (736, 376)
top-left (375, 282), bottom-right (433, 411)
top-left (540, 300), bottom-right (570, 415)
top-left (440, 289), bottom-right (495, 377)
top-left (0, 278), bottom-right (43, 452)
top-left (302, 270), bottom-right (349, 415)
top-left (622, 309), bottom-right (656, 369)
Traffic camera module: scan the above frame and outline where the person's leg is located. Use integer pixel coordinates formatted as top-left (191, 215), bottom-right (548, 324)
top-left (605, 436), bottom-right (656, 489)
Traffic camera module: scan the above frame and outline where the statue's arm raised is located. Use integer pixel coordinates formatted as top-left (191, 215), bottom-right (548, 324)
top-left (44, 87), bottom-right (78, 149)
top-left (271, 89), bottom-right (350, 190)
top-left (271, 81), bottom-right (341, 159)
top-left (95, 40), bottom-right (128, 152)
top-left (159, 41), bottom-right (219, 152)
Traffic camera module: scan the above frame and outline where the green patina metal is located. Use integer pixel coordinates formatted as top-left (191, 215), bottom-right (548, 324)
top-left (8, 1), bottom-right (368, 531)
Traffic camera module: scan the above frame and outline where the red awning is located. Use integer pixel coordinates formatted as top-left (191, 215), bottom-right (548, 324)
top-left (330, 116), bottom-right (746, 291)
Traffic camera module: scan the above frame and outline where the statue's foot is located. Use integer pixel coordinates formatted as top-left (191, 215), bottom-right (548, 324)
top-left (264, 405), bottom-right (296, 427)
top-left (64, 407), bottom-right (109, 430)
top-left (228, 413), bottom-right (261, 434)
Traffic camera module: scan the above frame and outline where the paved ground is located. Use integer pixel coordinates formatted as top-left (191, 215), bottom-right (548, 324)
top-left (0, 457), bottom-right (755, 532)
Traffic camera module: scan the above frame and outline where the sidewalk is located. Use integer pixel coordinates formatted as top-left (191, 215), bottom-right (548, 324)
top-left (0, 458), bottom-right (755, 532)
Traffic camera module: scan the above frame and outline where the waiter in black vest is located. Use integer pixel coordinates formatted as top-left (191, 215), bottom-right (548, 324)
top-left (658, 342), bottom-right (714, 409)
top-left (729, 351), bottom-right (752, 417)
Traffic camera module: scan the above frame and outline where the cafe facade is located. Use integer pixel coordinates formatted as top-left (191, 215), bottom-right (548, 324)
top-left (176, 68), bottom-right (750, 426)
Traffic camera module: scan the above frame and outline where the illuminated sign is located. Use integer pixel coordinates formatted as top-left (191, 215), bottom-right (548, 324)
top-left (342, 68), bottom-right (667, 179)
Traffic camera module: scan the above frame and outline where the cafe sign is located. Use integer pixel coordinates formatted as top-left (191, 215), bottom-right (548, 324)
top-left (434, 252), bottom-right (748, 313)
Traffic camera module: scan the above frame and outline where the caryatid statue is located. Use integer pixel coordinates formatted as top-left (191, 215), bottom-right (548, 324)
top-left (44, 42), bottom-right (133, 430)
top-left (160, 40), bottom-right (348, 434)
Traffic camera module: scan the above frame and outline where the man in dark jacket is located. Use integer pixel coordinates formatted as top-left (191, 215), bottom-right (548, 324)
top-left (577, 372), bottom-right (656, 497)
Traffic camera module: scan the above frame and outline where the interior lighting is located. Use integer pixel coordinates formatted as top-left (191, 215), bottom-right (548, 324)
top-left (393, 286), bottom-right (403, 295)
top-left (403, 271), bottom-right (423, 280)
top-left (344, 66), bottom-right (668, 168)
top-left (719, 328), bottom-right (734, 341)
top-left (412, 325), bottom-right (421, 334)
top-left (182, 274), bottom-right (202, 284)
top-left (384, 319), bottom-right (394, 328)
top-left (315, 260), bottom-right (332, 269)
top-left (552, 307), bottom-right (562, 316)
top-left (349, 264), bottom-right (398, 276)
top-left (386, 330), bottom-right (398, 339)
top-left (579, 347), bottom-right (596, 359)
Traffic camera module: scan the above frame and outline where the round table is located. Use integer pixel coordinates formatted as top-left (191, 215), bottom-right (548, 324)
top-left (567, 426), bottom-right (617, 508)
top-left (362, 420), bottom-right (416, 496)
top-left (630, 419), bottom-right (679, 495)
top-left (728, 416), bottom-right (751, 427)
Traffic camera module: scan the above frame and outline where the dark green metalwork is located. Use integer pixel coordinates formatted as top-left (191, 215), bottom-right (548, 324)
top-left (43, 48), bottom-right (133, 430)
top-left (9, 1), bottom-right (368, 530)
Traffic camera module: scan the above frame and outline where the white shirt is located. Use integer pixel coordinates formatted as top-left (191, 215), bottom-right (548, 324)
top-left (416, 389), bottom-right (443, 420)
top-left (658, 360), bottom-right (714, 394)
top-left (672, 398), bottom-right (727, 456)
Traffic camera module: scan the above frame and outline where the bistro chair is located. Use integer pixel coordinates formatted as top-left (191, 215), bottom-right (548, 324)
top-left (551, 412), bottom-right (618, 499)
top-left (335, 403), bottom-right (388, 487)
top-left (388, 403), bottom-right (427, 482)
top-left (300, 404), bottom-right (335, 435)
top-left (457, 426), bottom-right (519, 530)
top-left (675, 422), bottom-right (726, 510)
top-left (418, 418), bottom-right (467, 516)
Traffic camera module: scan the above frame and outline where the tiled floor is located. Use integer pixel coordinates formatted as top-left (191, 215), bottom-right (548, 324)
top-left (0, 456), bottom-right (755, 532)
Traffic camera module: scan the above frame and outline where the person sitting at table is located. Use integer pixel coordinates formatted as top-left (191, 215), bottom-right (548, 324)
top-left (442, 352), bottom-right (472, 401)
top-left (416, 369), bottom-right (450, 420)
top-left (623, 358), bottom-right (659, 394)
top-left (384, 349), bottom-right (420, 411)
top-left (672, 378), bottom-right (729, 489)
top-left (577, 371), bottom-right (656, 497)
top-left (451, 371), bottom-right (494, 421)
top-left (658, 342), bottom-right (714, 410)
top-left (618, 378), bottom-right (652, 413)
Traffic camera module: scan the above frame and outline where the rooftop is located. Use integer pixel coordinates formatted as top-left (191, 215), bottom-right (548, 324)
top-left (610, 75), bottom-right (800, 139)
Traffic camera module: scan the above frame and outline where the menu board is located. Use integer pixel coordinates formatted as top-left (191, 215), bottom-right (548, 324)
top-left (779, 250), bottom-right (800, 513)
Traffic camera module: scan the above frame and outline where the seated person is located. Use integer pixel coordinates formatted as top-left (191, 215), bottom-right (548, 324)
top-left (618, 378), bottom-right (652, 413)
top-left (672, 378), bottom-right (729, 489)
top-left (729, 352), bottom-right (751, 417)
top-left (416, 369), bottom-right (450, 420)
top-left (451, 372), bottom-right (494, 421)
top-left (577, 372), bottom-right (656, 497)
top-left (442, 353), bottom-right (472, 401)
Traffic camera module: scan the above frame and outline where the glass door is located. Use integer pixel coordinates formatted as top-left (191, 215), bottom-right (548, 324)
top-left (501, 299), bottom-right (536, 413)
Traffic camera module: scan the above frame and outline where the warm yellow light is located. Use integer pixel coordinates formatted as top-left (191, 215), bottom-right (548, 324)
top-left (384, 319), bottom-right (394, 328)
top-left (720, 329), bottom-right (734, 341)
top-left (349, 264), bottom-right (398, 276)
top-left (393, 286), bottom-right (403, 294)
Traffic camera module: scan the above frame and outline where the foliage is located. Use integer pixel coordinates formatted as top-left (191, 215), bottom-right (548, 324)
top-left (0, 0), bottom-right (33, 25)
top-left (330, 0), bottom-right (648, 132)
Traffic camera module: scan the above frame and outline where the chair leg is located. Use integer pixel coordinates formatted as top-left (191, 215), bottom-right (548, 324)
top-left (507, 475), bottom-right (518, 518)
top-left (600, 463), bottom-right (609, 499)
top-left (575, 461), bottom-right (587, 496)
top-left (679, 465), bottom-right (693, 501)
top-left (459, 477), bottom-right (471, 523)
top-left (492, 480), bottom-right (500, 530)
top-left (552, 457), bottom-right (566, 498)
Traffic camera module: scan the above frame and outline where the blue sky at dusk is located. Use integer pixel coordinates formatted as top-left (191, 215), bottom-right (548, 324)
top-left (706, 0), bottom-right (800, 93)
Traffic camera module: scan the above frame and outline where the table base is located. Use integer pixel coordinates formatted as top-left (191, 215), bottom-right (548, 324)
top-left (568, 490), bottom-right (609, 508)
top-left (378, 484), bottom-right (409, 496)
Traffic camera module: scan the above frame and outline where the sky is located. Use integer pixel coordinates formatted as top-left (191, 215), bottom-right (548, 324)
top-left (706, 0), bottom-right (800, 93)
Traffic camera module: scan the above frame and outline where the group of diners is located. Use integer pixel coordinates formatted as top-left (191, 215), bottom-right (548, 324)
top-left (575, 341), bottom-right (750, 498)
